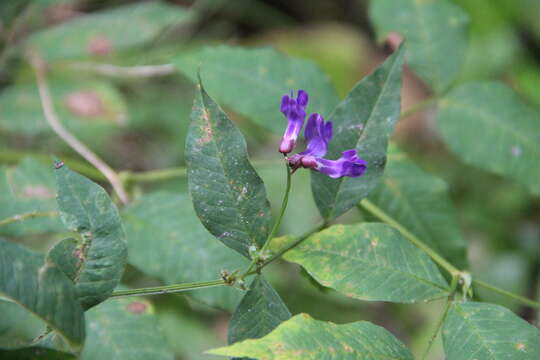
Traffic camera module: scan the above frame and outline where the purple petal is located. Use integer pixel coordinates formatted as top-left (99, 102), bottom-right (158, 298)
top-left (279, 90), bottom-right (310, 154)
top-left (297, 90), bottom-right (309, 106)
top-left (304, 113), bottom-right (321, 142)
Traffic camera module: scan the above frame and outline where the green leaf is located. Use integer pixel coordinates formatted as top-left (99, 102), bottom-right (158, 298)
top-left (0, 158), bottom-right (62, 237)
top-left (55, 163), bottom-right (127, 309)
top-left (46, 238), bottom-right (81, 282)
top-left (443, 301), bottom-right (540, 360)
top-left (0, 239), bottom-right (85, 351)
top-left (436, 81), bottom-right (540, 195)
top-left (0, 79), bottom-right (127, 137)
top-left (26, 1), bottom-right (193, 62)
top-left (368, 146), bottom-right (467, 268)
top-left (311, 46), bottom-right (405, 221)
top-left (281, 223), bottom-right (449, 303)
top-left (186, 78), bottom-right (272, 258)
top-left (123, 192), bottom-right (247, 311)
top-left (228, 275), bottom-right (291, 348)
top-left (174, 45), bottom-right (339, 133)
top-left (80, 296), bottom-right (174, 360)
top-left (209, 313), bottom-right (414, 359)
top-left (0, 347), bottom-right (75, 360)
top-left (369, 0), bottom-right (469, 93)
top-left (0, 299), bottom-right (45, 349)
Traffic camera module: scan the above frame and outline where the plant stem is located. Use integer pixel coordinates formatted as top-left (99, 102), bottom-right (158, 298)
top-left (110, 279), bottom-right (226, 299)
top-left (29, 52), bottom-right (130, 205)
top-left (242, 160), bottom-right (292, 276)
top-left (400, 97), bottom-right (438, 119)
top-left (359, 199), bottom-right (459, 275)
top-left (0, 150), bottom-right (107, 181)
top-left (359, 199), bottom-right (540, 311)
top-left (67, 63), bottom-right (176, 78)
top-left (421, 276), bottom-right (458, 360)
top-left (249, 222), bottom-right (326, 275)
top-left (0, 211), bottom-right (58, 227)
top-left (473, 279), bottom-right (540, 311)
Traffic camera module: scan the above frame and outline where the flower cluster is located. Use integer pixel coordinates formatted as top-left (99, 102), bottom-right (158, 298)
top-left (279, 90), bottom-right (367, 178)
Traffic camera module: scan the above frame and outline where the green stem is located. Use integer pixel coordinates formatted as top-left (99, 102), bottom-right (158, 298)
top-left (359, 199), bottom-right (540, 311)
top-left (110, 279), bottom-right (225, 299)
top-left (421, 276), bottom-right (458, 360)
top-left (0, 211), bottom-right (58, 227)
top-left (473, 279), bottom-right (540, 311)
top-left (0, 150), bottom-right (106, 181)
top-left (242, 160), bottom-right (292, 276)
top-left (400, 97), bottom-right (438, 119)
top-left (248, 222), bottom-right (326, 276)
top-left (359, 199), bottom-right (459, 275)
top-left (126, 168), bottom-right (187, 183)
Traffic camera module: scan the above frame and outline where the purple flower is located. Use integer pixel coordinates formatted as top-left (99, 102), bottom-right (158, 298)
top-left (280, 93), bottom-right (367, 179)
top-left (279, 90), bottom-right (309, 154)
top-left (309, 149), bottom-right (367, 178)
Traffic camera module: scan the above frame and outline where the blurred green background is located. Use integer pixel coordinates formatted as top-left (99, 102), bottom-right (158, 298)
top-left (1, 1), bottom-right (539, 359)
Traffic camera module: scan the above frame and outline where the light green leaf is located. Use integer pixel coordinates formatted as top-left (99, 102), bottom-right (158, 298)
top-left (0, 158), bottom-right (62, 237)
top-left (55, 164), bottom-right (127, 309)
top-left (186, 78), bottom-right (272, 258)
top-left (437, 81), bottom-right (540, 195)
top-left (0, 239), bottom-right (85, 351)
top-left (26, 1), bottom-right (193, 62)
top-left (443, 301), bottom-right (540, 360)
top-left (368, 146), bottom-right (467, 268)
top-left (174, 45), bottom-right (339, 133)
top-left (228, 275), bottom-right (291, 348)
top-left (282, 223), bottom-right (449, 303)
top-left (80, 296), bottom-right (174, 360)
top-left (311, 46), bottom-right (405, 221)
top-left (0, 79), bottom-right (127, 136)
top-left (209, 313), bottom-right (414, 359)
top-left (123, 192), bottom-right (247, 311)
top-left (369, 0), bottom-right (469, 93)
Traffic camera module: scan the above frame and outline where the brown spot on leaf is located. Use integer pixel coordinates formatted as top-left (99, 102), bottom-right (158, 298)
top-left (22, 185), bottom-right (54, 199)
top-left (343, 344), bottom-right (353, 353)
top-left (198, 110), bottom-right (213, 145)
top-left (126, 301), bottom-right (147, 314)
top-left (87, 35), bottom-right (112, 56)
top-left (516, 343), bottom-right (526, 351)
top-left (64, 91), bottom-right (105, 118)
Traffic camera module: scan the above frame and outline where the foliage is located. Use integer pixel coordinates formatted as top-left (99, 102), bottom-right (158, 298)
top-left (0, 1), bottom-right (539, 360)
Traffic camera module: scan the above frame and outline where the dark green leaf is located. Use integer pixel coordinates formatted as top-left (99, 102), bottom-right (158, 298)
top-left (370, 0), bottom-right (469, 93)
top-left (80, 296), bottom-right (174, 360)
top-left (281, 223), bottom-right (449, 303)
top-left (437, 81), bottom-right (540, 195)
top-left (123, 192), bottom-right (247, 310)
top-left (311, 46), bottom-right (405, 220)
top-left (443, 301), bottom-right (540, 360)
top-left (0, 347), bottom-right (75, 360)
top-left (368, 146), bottom-right (467, 268)
top-left (228, 275), bottom-right (291, 348)
top-left (174, 45), bottom-right (339, 133)
top-left (209, 313), bottom-right (414, 359)
top-left (0, 239), bottom-right (85, 351)
top-left (55, 164), bottom-right (127, 309)
top-left (27, 1), bottom-right (193, 62)
top-left (186, 79), bottom-right (272, 258)
top-left (0, 158), bottom-right (62, 237)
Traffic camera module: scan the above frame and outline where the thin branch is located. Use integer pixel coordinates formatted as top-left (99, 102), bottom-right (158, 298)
top-left (68, 62), bottom-right (176, 79)
top-left (29, 52), bottom-right (130, 205)
top-left (0, 211), bottom-right (58, 227)
top-left (109, 279), bottom-right (226, 298)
